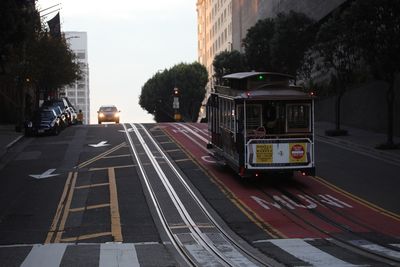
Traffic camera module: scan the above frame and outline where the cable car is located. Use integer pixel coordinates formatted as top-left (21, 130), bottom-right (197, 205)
top-left (206, 72), bottom-right (315, 178)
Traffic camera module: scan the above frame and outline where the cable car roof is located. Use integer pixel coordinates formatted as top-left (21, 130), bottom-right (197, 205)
top-left (235, 88), bottom-right (314, 100)
top-left (222, 72), bottom-right (294, 80)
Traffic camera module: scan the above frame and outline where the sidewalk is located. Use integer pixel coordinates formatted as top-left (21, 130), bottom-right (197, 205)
top-left (315, 121), bottom-right (400, 164)
top-left (0, 125), bottom-right (24, 159)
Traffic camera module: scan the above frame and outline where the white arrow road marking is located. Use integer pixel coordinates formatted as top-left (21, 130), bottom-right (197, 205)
top-left (89, 141), bottom-right (110, 147)
top-left (201, 155), bottom-right (216, 163)
top-left (30, 169), bottom-right (60, 179)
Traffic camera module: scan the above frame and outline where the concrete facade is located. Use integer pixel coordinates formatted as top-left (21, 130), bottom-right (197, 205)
top-left (232, 0), bottom-right (346, 52)
top-left (63, 31), bottom-right (90, 124)
top-left (196, 0), bottom-right (346, 121)
top-left (315, 77), bottom-right (400, 137)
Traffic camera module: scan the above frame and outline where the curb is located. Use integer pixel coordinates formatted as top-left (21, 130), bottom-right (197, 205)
top-left (316, 134), bottom-right (400, 167)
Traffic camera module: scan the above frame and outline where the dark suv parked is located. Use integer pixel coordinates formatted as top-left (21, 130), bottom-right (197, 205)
top-left (25, 109), bottom-right (61, 136)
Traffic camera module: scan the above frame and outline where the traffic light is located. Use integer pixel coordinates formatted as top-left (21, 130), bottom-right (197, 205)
top-left (257, 74), bottom-right (265, 81)
top-left (173, 87), bottom-right (179, 96)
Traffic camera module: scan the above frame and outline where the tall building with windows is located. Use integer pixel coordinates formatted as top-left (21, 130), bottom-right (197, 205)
top-left (63, 31), bottom-right (90, 124)
top-left (196, 0), bottom-right (346, 121)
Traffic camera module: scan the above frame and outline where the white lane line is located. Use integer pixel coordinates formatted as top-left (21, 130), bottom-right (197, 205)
top-left (21, 243), bottom-right (67, 267)
top-left (360, 243), bottom-right (400, 260)
top-left (269, 239), bottom-right (359, 267)
top-left (99, 243), bottom-right (139, 267)
top-left (177, 123), bottom-right (209, 143)
top-left (391, 244), bottom-right (400, 249)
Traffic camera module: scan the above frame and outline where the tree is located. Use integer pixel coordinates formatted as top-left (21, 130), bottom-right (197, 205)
top-left (0, 0), bottom-right (41, 125)
top-left (213, 50), bottom-right (246, 85)
top-left (0, 1), bottom-right (80, 126)
top-left (270, 11), bottom-right (316, 75)
top-left (28, 34), bottom-right (81, 103)
top-left (314, 9), bottom-right (361, 135)
top-left (139, 62), bottom-right (208, 122)
top-left (242, 18), bottom-right (275, 71)
top-left (345, 0), bottom-right (400, 148)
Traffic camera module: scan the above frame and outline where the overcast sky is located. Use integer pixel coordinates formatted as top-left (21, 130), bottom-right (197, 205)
top-left (37, 0), bottom-right (198, 123)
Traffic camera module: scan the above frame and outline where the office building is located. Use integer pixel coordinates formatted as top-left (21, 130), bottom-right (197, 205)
top-left (196, 0), bottom-right (346, 121)
top-left (63, 31), bottom-right (90, 124)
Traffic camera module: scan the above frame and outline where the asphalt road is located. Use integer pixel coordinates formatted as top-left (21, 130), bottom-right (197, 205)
top-left (0, 123), bottom-right (399, 266)
top-left (316, 140), bottom-right (400, 214)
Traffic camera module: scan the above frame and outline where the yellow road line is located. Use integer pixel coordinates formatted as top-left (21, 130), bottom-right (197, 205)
top-left (45, 172), bottom-right (73, 244)
top-left (165, 149), bottom-right (181, 153)
top-left (175, 158), bottom-right (192, 162)
top-left (60, 232), bottom-right (112, 242)
top-left (69, 203), bottom-right (110, 213)
top-left (103, 154), bottom-right (131, 159)
top-left (89, 164), bottom-right (135, 171)
top-left (54, 172), bottom-right (78, 243)
top-left (108, 167), bottom-right (123, 242)
top-left (313, 176), bottom-right (400, 221)
top-left (75, 182), bottom-right (109, 190)
top-left (77, 142), bottom-right (126, 169)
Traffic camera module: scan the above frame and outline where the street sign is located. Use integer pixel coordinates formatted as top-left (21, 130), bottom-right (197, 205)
top-left (173, 97), bottom-right (179, 109)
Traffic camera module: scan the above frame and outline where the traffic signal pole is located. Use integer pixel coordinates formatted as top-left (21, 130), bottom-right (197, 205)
top-left (172, 87), bottom-right (181, 122)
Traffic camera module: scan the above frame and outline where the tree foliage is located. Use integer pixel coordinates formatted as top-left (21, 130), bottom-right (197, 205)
top-left (271, 11), bottom-right (316, 75)
top-left (345, 0), bottom-right (400, 147)
top-left (139, 62), bottom-right (208, 122)
top-left (0, 1), bottom-right (81, 124)
top-left (28, 34), bottom-right (81, 95)
top-left (242, 18), bottom-right (275, 71)
top-left (213, 50), bottom-right (246, 85)
top-left (313, 9), bottom-right (361, 133)
top-left (242, 11), bottom-right (315, 75)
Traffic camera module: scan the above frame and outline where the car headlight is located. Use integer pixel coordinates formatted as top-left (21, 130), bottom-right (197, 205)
top-left (99, 112), bottom-right (105, 118)
top-left (114, 113), bottom-right (120, 118)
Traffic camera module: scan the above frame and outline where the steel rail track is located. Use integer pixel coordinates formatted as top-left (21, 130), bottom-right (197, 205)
top-left (259, 187), bottom-right (400, 266)
top-left (124, 123), bottom-right (268, 266)
top-left (123, 123), bottom-right (196, 266)
top-left (176, 122), bottom-right (400, 266)
top-left (277, 182), bottom-right (400, 253)
top-left (145, 123), bottom-right (276, 267)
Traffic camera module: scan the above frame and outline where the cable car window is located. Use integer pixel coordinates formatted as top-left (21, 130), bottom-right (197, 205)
top-left (246, 104), bottom-right (262, 131)
top-left (286, 103), bottom-right (311, 132)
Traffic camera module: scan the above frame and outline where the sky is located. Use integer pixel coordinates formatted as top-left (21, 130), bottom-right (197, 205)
top-left (37, 0), bottom-right (198, 123)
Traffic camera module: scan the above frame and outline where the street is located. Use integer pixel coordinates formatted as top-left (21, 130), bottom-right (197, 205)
top-left (0, 123), bottom-right (399, 266)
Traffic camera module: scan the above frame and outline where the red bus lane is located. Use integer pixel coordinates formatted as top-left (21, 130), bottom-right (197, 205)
top-left (162, 123), bottom-right (400, 239)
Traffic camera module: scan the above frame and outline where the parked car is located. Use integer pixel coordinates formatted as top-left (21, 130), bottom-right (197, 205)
top-left (25, 109), bottom-right (61, 136)
top-left (97, 105), bottom-right (120, 124)
top-left (41, 98), bottom-right (77, 125)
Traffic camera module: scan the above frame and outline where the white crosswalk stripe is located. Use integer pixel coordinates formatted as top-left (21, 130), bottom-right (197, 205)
top-left (21, 243), bottom-right (67, 267)
top-left (99, 243), bottom-right (140, 267)
top-left (350, 240), bottom-right (400, 260)
top-left (1, 240), bottom-right (399, 266)
top-left (268, 239), bottom-right (360, 267)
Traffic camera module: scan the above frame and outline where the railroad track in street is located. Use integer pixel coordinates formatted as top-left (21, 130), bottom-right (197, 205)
top-left (258, 184), bottom-right (400, 266)
top-left (166, 122), bottom-right (400, 267)
top-left (123, 123), bottom-right (277, 267)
